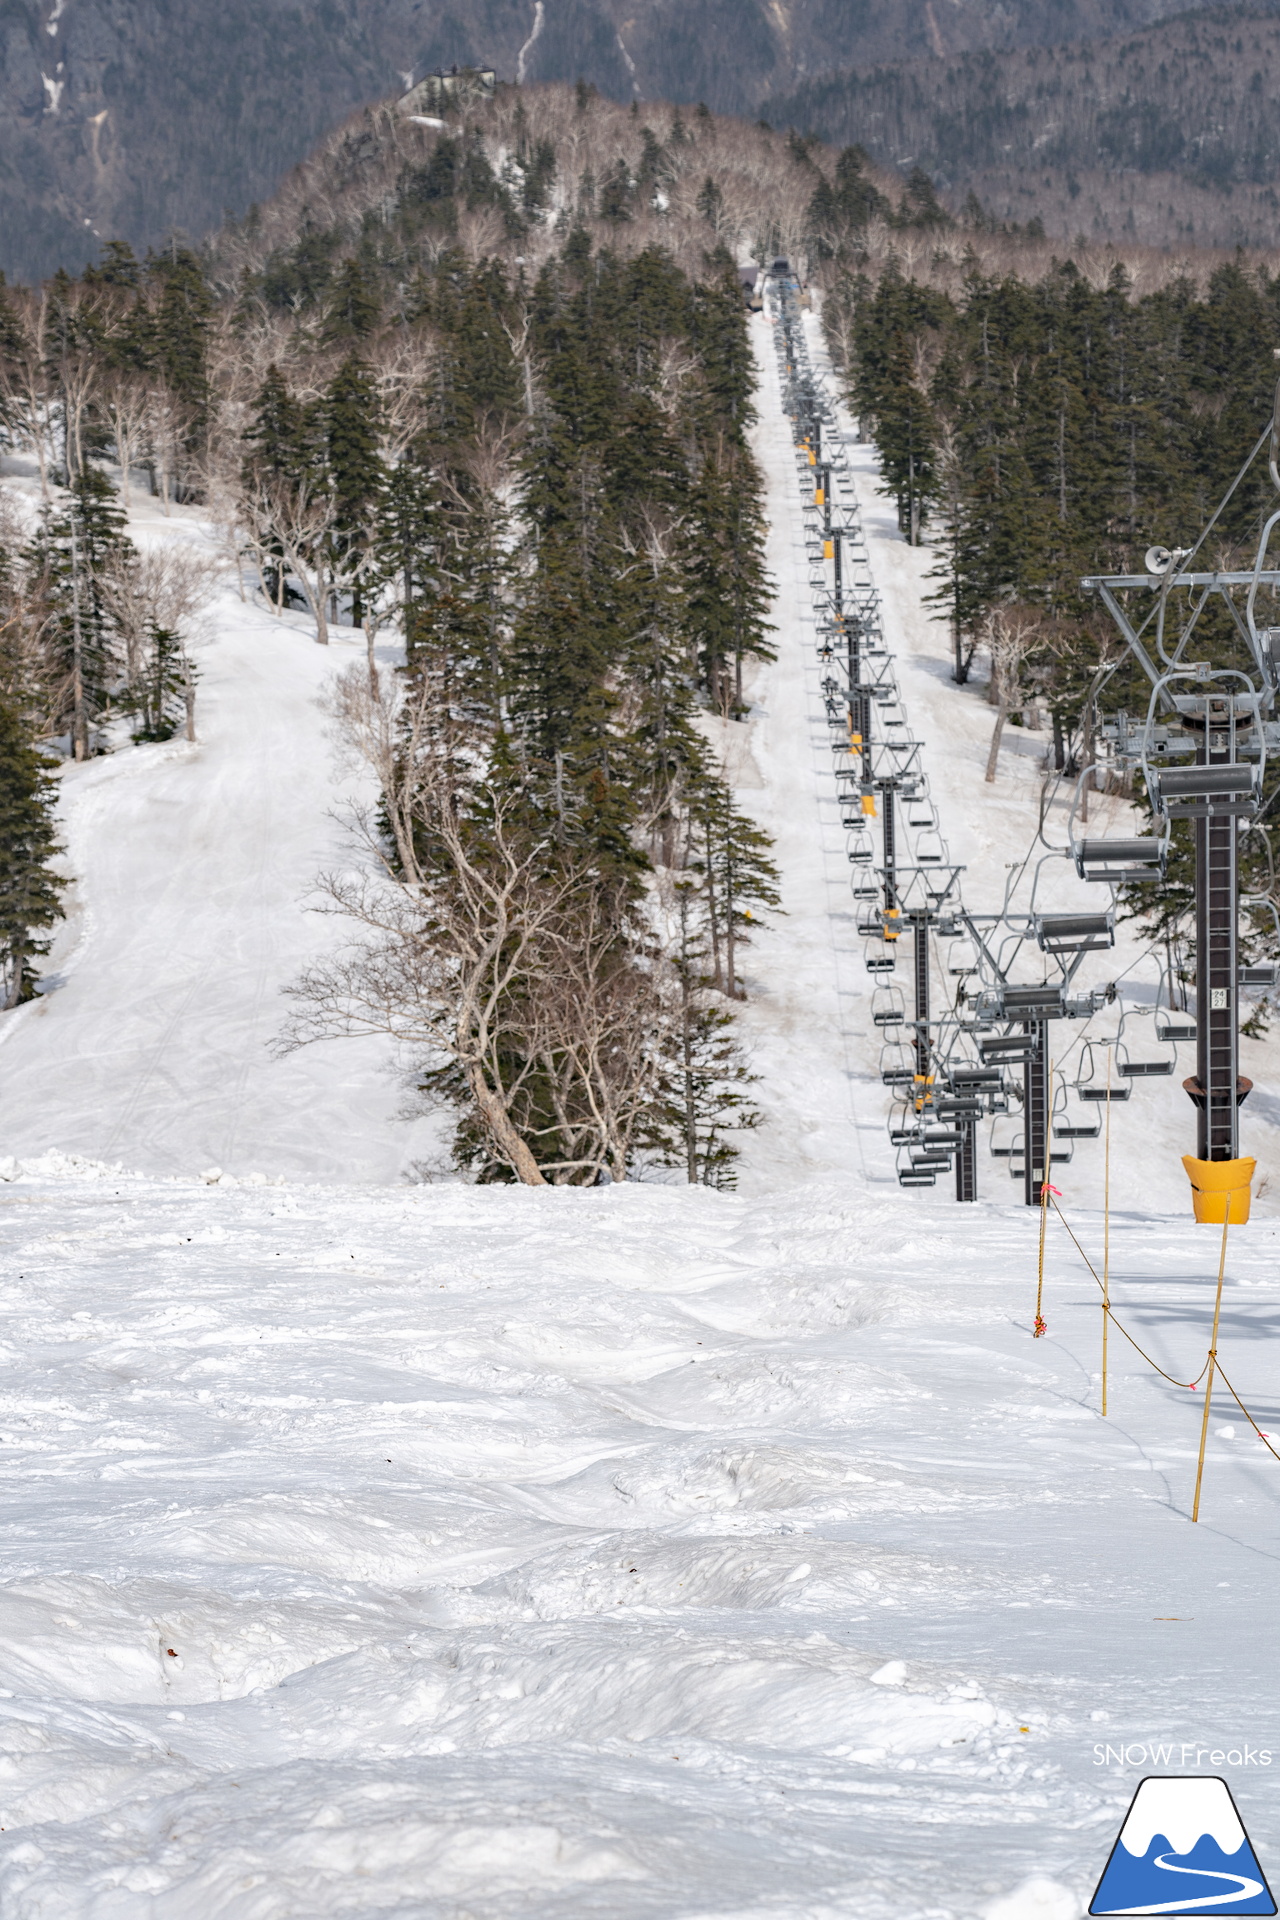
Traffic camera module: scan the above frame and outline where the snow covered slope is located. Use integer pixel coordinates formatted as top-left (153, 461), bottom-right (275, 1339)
top-left (0, 489), bottom-right (414, 1184)
top-left (0, 322), bottom-right (1279, 1917)
top-left (0, 1158), bottom-right (1278, 1916)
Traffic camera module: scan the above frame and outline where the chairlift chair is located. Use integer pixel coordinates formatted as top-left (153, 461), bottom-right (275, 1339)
top-left (1076, 1042), bottom-right (1131, 1102)
top-left (978, 1031), bottom-right (1040, 1066)
top-left (946, 937), bottom-right (978, 978)
top-left (865, 941), bottom-right (896, 975)
top-left (1034, 911), bottom-right (1114, 958)
top-left (1053, 1073), bottom-right (1102, 1139)
top-left (871, 984), bottom-right (906, 1027)
top-left (880, 1041), bottom-right (916, 1086)
top-left (1116, 1044), bottom-right (1175, 1079)
top-left (914, 828), bottom-right (947, 865)
top-left (1154, 966), bottom-right (1196, 1042)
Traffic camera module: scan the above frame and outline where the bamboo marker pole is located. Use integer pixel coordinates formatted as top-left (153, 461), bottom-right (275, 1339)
top-left (1102, 1046), bottom-right (1111, 1417)
top-left (1191, 1211), bottom-right (1231, 1522)
top-left (1034, 1059), bottom-right (1053, 1336)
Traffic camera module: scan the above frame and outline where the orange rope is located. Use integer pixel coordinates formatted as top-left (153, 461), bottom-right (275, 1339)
top-left (1047, 1197), bottom-right (1210, 1390)
top-left (1043, 1196), bottom-right (1280, 1479)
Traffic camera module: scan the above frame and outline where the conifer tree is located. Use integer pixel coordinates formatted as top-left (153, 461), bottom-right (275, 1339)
top-left (690, 777), bottom-right (782, 998)
top-left (0, 696), bottom-right (64, 1007)
top-left (30, 467), bottom-right (131, 757)
top-left (643, 880), bottom-right (761, 1186)
top-left (685, 441), bottom-right (774, 712)
top-left (323, 258), bottom-right (382, 344)
top-left (128, 625), bottom-right (187, 742)
top-left (324, 355), bottom-right (384, 622)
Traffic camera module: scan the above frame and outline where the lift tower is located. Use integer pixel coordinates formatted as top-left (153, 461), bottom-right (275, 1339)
top-left (1080, 380), bottom-right (1280, 1220)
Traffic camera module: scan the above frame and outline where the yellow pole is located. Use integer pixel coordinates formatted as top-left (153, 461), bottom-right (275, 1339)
top-left (1191, 1211), bottom-right (1231, 1522)
top-left (1102, 1047), bottom-right (1111, 1417)
top-left (1034, 1059), bottom-right (1052, 1337)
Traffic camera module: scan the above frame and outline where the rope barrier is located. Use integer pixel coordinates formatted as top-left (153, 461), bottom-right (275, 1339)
top-left (1045, 1195), bottom-right (1210, 1388)
top-left (1036, 1193), bottom-right (1280, 1517)
top-left (1211, 1357), bottom-right (1280, 1464)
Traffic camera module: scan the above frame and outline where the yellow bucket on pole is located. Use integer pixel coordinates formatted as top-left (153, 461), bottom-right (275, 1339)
top-left (1182, 1155), bottom-right (1255, 1224)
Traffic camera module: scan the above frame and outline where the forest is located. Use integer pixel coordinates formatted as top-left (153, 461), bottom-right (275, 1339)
top-left (817, 179), bottom-right (1280, 974)
top-left (0, 84), bottom-right (808, 1185)
top-left (768, 2), bottom-right (1280, 248)
top-left (7, 76), bottom-right (1280, 1160)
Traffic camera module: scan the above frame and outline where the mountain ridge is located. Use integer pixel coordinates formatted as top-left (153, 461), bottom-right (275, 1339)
top-left (0, 0), bottom-right (1230, 281)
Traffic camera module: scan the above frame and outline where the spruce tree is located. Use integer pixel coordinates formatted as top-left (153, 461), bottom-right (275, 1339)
top-left (0, 697), bottom-right (65, 1007)
top-left (30, 467), bottom-right (131, 758)
top-left (642, 881), bottom-right (761, 1186)
top-left (323, 258), bottom-right (382, 344)
top-left (324, 355), bottom-right (384, 622)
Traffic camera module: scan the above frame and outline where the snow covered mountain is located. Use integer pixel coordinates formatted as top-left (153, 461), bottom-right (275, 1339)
top-left (0, 0), bottom-right (1233, 280)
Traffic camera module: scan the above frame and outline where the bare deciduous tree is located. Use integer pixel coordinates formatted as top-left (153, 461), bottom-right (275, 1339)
top-left (280, 770), bottom-right (580, 1186)
top-left (983, 603), bottom-right (1043, 782)
top-left (99, 545), bottom-right (222, 741)
top-left (243, 472), bottom-right (339, 643)
top-left (0, 290), bottom-right (55, 498)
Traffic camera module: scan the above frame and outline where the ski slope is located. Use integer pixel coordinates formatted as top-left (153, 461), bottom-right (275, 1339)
top-left (0, 491), bottom-right (414, 1184)
top-left (0, 321), bottom-right (1278, 1917)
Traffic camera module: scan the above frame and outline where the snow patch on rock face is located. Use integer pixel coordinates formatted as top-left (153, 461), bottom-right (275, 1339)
top-left (516, 0), bottom-right (545, 82)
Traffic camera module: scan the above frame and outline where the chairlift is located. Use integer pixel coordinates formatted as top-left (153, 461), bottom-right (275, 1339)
top-left (847, 828), bottom-right (874, 864)
top-left (851, 878), bottom-right (880, 900)
top-left (871, 984), bottom-right (906, 1027)
top-left (880, 1041), bottom-right (915, 1086)
top-left (1154, 966), bottom-right (1196, 1042)
top-left (914, 828), bottom-right (947, 865)
top-left (946, 937), bottom-right (978, 978)
top-left (1034, 911), bottom-right (1114, 957)
top-left (1116, 1044), bottom-right (1175, 1078)
top-left (1053, 1075), bottom-right (1101, 1139)
top-left (1076, 1041), bottom-right (1131, 1102)
top-left (865, 941), bottom-right (896, 975)
top-left (1073, 835), bottom-right (1169, 884)
top-left (908, 802), bottom-right (938, 828)
top-left (978, 1031), bottom-right (1039, 1065)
